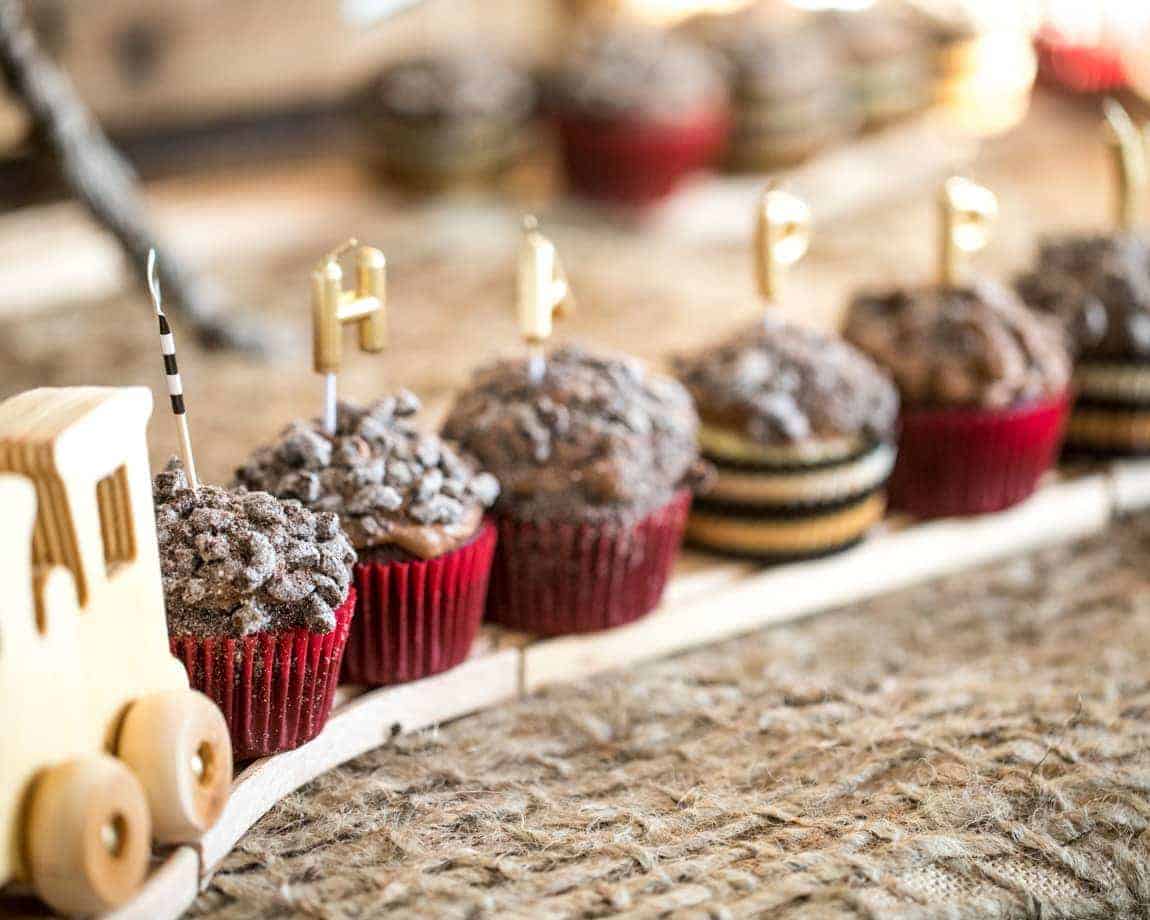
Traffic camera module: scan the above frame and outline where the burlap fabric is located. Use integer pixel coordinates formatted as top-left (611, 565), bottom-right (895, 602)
top-left (190, 516), bottom-right (1150, 919)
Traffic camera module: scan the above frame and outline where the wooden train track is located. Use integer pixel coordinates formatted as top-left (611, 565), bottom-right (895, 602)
top-left (83, 460), bottom-right (1149, 920)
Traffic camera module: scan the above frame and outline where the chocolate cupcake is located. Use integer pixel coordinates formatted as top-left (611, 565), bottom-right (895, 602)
top-left (683, 7), bottom-right (857, 171)
top-left (548, 25), bottom-right (728, 205)
top-left (235, 394), bottom-right (498, 687)
top-left (1017, 234), bottom-right (1150, 456)
top-left (675, 320), bottom-right (898, 560)
top-left (155, 461), bottom-right (357, 760)
top-left (363, 50), bottom-right (535, 191)
top-left (442, 345), bottom-right (704, 635)
top-left (819, 6), bottom-right (935, 129)
top-left (845, 279), bottom-right (1072, 517)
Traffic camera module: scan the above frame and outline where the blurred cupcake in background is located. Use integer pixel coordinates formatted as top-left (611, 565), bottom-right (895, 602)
top-left (548, 25), bottom-right (728, 206)
top-left (819, 5), bottom-right (935, 129)
top-left (1034, 1), bottom-right (1138, 95)
top-left (683, 6), bottom-right (856, 171)
top-left (1015, 101), bottom-right (1150, 457)
top-left (443, 345), bottom-right (706, 636)
top-left (1035, 33), bottom-right (1127, 95)
top-left (362, 50), bottom-right (536, 191)
top-left (846, 281), bottom-right (1071, 518)
top-left (1017, 235), bottom-right (1150, 457)
top-left (845, 179), bottom-right (1071, 519)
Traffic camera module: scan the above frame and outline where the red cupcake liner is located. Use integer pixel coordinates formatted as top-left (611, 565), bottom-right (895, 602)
top-left (170, 590), bottom-right (355, 762)
top-left (486, 489), bottom-right (692, 636)
top-left (555, 107), bottom-right (729, 207)
top-left (888, 393), bottom-right (1070, 519)
top-left (342, 521), bottom-right (497, 687)
top-left (1036, 33), bottom-right (1128, 94)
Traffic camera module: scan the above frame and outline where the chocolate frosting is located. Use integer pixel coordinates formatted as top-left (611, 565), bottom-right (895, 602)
top-left (674, 319), bottom-right (898, 446)
top-left (442, 345), bottom-right (703, 525)
top-left (372, 51), bottom-right (535, 123)
top-left (550, 26), bottom-right (726, 122)
top-left (681, 8), bottom-right (844, 101)
top-left (819, 7), bottom-right (931, 66)
top-left (1016, 234), bottom-right (1150, 362)
top-left (235, 395), bottom-right (499, 560)
top-left (154, 461), bottom-right (356, 638)
top-left (845, 280), bottom-right (1072, 409)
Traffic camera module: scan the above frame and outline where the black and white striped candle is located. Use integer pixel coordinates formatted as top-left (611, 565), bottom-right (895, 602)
top-left (148, 249), bottom-right (200, 490)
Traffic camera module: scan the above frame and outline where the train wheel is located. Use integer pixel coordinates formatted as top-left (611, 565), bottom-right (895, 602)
top-left (27, 754), bottom-right (151, 915)
top-left (118, 689), bottom-right (232, 843)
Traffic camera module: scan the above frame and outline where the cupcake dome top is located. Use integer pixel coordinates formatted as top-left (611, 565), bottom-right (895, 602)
top-left (819, 7), bottom-right (932, 67)
top-left (681, 7), bottom-right (843, 101)
top-left (550, 26), bottom-right (726, 121)
top-left (235, 394), bottom-right (499, 561)
top-left (674, 319), bottom-right (898, 446)
top-left (845, 279), bottom-right (1071, 409)
top-left (1016, 234), bottom-right (1150, 362)
top-left (371, 51), bottom-right (535, 123)
top-left (442, 345), bottom-right (701, 524)
top-left (154, 461), bottom-right (357, 638)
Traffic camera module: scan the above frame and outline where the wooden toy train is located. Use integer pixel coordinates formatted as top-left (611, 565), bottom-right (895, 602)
top-left (0, 387), bottom-right (232, 915)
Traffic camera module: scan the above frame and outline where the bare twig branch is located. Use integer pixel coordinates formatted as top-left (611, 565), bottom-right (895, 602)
top-left (0, 0), bottom-right (263, 352)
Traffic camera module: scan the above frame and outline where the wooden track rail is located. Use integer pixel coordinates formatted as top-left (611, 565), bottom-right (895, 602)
top-left (10, 461), bottom-right (1146, 919)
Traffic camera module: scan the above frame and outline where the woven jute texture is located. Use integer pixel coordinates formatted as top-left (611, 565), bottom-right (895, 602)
top-left (190, 517), bottom-right (1150, 920)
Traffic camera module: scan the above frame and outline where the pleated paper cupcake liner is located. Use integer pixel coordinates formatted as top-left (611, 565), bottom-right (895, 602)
top-left (342, 521), bottom-right (497, 687)
top-left (486, 489), bottom-right (692, 636)
top-left (888, 393), bottom-right (1070, 519)
top-left (170, 590), bottom-right (355, 762)
top-left (1036, 34), bottom-right (1127, 94)
top-left (555, 108), bottom-right (728, 207)
top-left (370, 115), bottom-right (530, 190)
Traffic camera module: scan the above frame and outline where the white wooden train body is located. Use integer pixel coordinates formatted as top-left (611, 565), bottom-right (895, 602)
top-left (0, 387), bottom-right (230, 915)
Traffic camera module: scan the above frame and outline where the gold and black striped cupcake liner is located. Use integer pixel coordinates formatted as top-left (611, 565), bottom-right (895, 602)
top-left (370, 114), bottom-right (531, 190)
top-left (725, 90), bottom-right (858, 172)
top-left (1065, 362), bottom-right (1150, 457)
top-left (688, 438), bottom-right (896, 561)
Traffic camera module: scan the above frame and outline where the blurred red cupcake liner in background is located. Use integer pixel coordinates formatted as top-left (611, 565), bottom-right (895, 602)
top-left (485, 488), bottom-right (692, 636)
top-left (1035, 31), bottom-right (1127, 94)
top-left (888, 393), bottom-right (1070, 519)
top-left (555, 108), bottom-right (729, 207)
top-left (171, 589), bottom-right (356, 762)
top-left (342, 521), bottom-right (496, 687)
